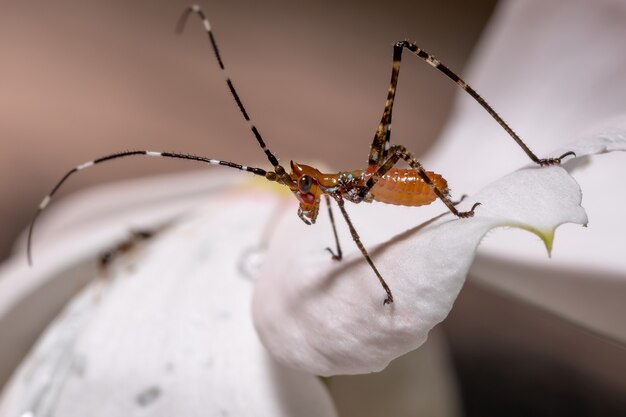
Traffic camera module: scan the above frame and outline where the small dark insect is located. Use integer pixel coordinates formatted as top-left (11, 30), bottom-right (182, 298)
top-left (27, 4), bottom-right (575, 305)
top-left (99, 229), bottom-right (157, 274)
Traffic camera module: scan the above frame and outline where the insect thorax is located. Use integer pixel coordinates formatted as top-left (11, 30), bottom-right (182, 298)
top-left (337, 170), bottom-right (368, 203)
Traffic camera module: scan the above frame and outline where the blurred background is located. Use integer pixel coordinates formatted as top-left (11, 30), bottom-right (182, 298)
top-left (1, 0), bottom-right (624, 415)
top-left (0, 0), bottom-right (495, 262)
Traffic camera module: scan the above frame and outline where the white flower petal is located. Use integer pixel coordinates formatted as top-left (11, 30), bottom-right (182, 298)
top-left (252, 135), bottom-right (624, 376)
top-left (0, 171), bottom-right (242, 391)
top-left (424, 0), bottom-right (626, 343)
top-left (1, 194), bottom-right (337, 417)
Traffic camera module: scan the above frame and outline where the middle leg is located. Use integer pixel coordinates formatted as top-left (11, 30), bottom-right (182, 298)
top-left (334, 195), bottom-right (393, 305)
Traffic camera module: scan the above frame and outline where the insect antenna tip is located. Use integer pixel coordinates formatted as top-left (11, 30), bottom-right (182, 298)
top-left (175, 7), bottom-right (194, 34)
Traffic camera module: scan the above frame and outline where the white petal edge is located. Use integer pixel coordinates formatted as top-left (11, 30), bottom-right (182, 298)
top-left (252, 133), bottom-right (625, 376)
top-left (329, 329), bottom-right (462, 417)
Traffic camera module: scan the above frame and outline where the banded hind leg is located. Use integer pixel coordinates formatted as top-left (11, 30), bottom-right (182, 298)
top-left (360, 145), bottom-right (480, 218)
top-left (368, 40), bottom-right (575, 168)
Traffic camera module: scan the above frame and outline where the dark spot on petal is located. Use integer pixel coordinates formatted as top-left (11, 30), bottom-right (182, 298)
top-left (135, 386), bottom-right (161, 407)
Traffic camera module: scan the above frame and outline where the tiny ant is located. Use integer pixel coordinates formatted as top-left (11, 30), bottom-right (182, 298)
top-left (27, 5), bottom-right (575, 305)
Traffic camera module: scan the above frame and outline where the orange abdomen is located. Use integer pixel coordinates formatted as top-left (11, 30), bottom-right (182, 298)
top-left (371, 169), bottom-right (447, 207)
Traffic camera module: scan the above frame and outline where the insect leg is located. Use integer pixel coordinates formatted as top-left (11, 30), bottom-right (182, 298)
top-left (360, 145), bottom-right (480, 218)
top-left (371, 40), bottom-right (574, 167)
top-left (367, 42), bottom-right (405, 167)
top-left (27, 150), bottom-right (269, 265)
top-left (451, 194), bottom-right (468, 206)
top-left (334, 195), bottom-right (393, 305)
top-left (323, 194), bottom-right (343, 261)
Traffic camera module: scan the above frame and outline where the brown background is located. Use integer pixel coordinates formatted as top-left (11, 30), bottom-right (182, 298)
top-left (0, 0), bottom-right (495, 261)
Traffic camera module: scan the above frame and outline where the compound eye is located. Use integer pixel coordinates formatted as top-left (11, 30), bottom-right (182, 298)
top-left (298, 175), bottom-right (312, 193)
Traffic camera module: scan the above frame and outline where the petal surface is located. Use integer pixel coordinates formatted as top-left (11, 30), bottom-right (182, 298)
top-left (0, 193), bottom-right (337, 417)
top-left (253, 136), bottom-right (624, 376)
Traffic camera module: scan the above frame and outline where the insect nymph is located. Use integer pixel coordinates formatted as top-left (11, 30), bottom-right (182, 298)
top-left (28, 5), bottom-right (574, 305)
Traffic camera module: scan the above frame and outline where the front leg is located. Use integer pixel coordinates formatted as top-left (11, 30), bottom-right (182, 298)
top-left (323, 195), bottom-right (343, 261)
top-left (297, 207), bottom-right (312, 225)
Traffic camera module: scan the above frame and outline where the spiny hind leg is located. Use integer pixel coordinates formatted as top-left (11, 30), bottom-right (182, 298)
top-left (395, 40), bottom-right (577, 165)
top-left (359, 145), bottom-right (480, 218)
top-left (369, 39), bottom-right (575, 167)
top-left (367, 42), bottom-right (406, 168)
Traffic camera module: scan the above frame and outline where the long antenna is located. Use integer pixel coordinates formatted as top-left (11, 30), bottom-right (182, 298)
top-left (177, 5), bottom-right (281, 168)
top-left (26, 150), bottom-right (267, 265)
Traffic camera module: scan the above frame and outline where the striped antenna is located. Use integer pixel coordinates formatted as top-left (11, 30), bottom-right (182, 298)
top-left (177, 5), bottom-right (281, 168)
top-left (27, 151), bottom-right (267, 265)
